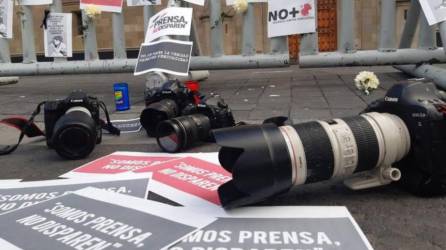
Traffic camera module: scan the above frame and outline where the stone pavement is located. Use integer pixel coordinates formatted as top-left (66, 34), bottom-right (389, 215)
top-left (0, 65), bottom-right (445, 250)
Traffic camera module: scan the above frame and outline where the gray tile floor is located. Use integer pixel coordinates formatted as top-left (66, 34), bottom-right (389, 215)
top-left (1, 66), bottom-right (444, 250)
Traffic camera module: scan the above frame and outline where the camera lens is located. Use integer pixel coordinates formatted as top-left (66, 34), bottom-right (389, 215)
top-left (213, 112), bottom-right (411, 208)
top-left (51, 107), bottom-right (98, 160)
top-left (140, 99), bottom-right (179, 137)
top-left (156, 114), bottom-right (211, 153)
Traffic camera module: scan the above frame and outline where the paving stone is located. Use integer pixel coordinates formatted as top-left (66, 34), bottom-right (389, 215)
top-left (249, 107), bottom-right (290, 120)
top-left (226, 103), bottom-right (257, 111)
top-left (291, 74), bottom-right (315, 81)
top-left (317, 78), bottom-right (345, 85)
top-left (325, 96), bottom-right (367, 109)
top-left (224, 97), bottom-right (258, 105)
top-left (359, 89), bottom-right (387, 104)
top-left (262, 89), bottom-right (291, 98)
top-left (290, 79), bottom-right (317, 86)
top-left (331, 108), bottom-right (364, 118)
top-left (292, 96), bottom-right (329, 108)
top-left (339, 74), bottom-right (356, 83)
top-left (314, 74), bottom-right (339, 80)
top-left (292, 86), bottom-right (323, 97)
top-left (290, 107), bottom-right (331, 122)
top-left (321, 86), bottom-right (356, 96)
top-left (232, 110), bottom-right (252, 121)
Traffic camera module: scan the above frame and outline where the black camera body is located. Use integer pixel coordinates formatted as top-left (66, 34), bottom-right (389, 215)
top-left (366, 81), bottom-right (446, 196)
top-left (182, 96), bottom-right (235, 130)
top-left (44, 91), bottom-right (102, 159)
top-left (144, 80), bottom-right (196, 108)
top-left (141, 80), bottom-right (199, 137)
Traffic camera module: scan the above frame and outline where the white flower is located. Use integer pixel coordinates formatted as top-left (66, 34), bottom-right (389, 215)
top-left (84, 4), bottom-right (102, 20)
top-left (354, 71), bottom-right (380, 95)
top-left (234, 0), bottom-right (248, 14)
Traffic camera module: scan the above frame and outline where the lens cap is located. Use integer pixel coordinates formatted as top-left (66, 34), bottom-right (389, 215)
top-left (212, 124), bottom-right (293, 208)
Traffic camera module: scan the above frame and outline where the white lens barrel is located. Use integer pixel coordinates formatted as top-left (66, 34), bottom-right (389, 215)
top-left (279, 126), bottom-right (307, 186)
top-left (65, 106), bottom-right (92, 117)
top-left (361, 112), bottom-right (411, 168)
top-left (318, 119), bottom-right (358, 179)
top-left (279, 112), bottom-right (411, 187)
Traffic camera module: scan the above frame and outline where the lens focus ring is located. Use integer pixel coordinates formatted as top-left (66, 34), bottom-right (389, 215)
top-left (293, 122), bottom-right (334, 184)
top-left (343, 116), bottom-right (380, 173)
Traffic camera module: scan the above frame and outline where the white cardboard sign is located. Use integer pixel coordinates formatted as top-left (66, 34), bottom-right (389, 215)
top-left (80, 0), bottom-right (124, 13)
top-left (227, 0), bottom-right (266, 5)
top-left (16, 0), bottom-right (52, 5)
top-left (419, 0), bottom-right (446, 26)
top-left (0, 187), bottom-right (216, 250)
top-left (145, 7), bottom-right (193, 42)
top-left (44, 13), bottom-right (73, 58)
top-left (183, 0), bottom-right (204, 6)
top-left (0, 0), bottom-right (13, 39)
top-left (267, 0), bottom-right (316, 38)
top-left (139, 155), bottom-right (228, 212)
top-left (127, 0), bottom-right (161, 6)
top-left (134, 40), bottom-right (193, 77)
top-left (60, 151), bottom-right (219, 179)
top-left (0, 174), bottom-right (152, 214)
top-left (172, 206), bottom-right (373, 250)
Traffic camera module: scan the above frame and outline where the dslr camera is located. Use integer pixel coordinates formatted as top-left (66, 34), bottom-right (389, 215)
top-left (213, 80), bottom-right (446, 208)
top-left (44, 91), bottom-right (104, 160)
top-left (157, 95), bottom-right (235, 153)
top-left (140, 80), bottom-right (199, 137)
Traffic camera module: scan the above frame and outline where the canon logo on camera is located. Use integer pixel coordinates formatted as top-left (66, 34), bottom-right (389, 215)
top-left (70, 99), bottom-right (83, 103)
top-left (268, 3), bottom-right (313, 22)
top-left (384, 96), bottom-right (399, 102)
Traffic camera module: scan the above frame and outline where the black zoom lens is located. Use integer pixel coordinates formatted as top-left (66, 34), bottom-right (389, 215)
top-left (51, 107), bottom-right (98, 160)
top-left (156, 114), bottom-right (211, 153)
top-left (140, 99), bottom-right (179, 137)
top-left (213, 112), bottom-right (411, 208)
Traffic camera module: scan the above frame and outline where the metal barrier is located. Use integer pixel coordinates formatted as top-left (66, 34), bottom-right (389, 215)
top-left (299, 0), bottom-right (444, 67)
top-left (0, 0), bottom-right (289, 76)
top-left (297, 0), bottom-right (446, 89)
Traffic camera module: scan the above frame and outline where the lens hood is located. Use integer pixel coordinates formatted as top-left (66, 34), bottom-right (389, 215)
top-left (212, 124), bottom-right (293, 208)
top-left (52, 110), bottom-right (97, 160)
top-left (140, 99), bottom-right (179, 137)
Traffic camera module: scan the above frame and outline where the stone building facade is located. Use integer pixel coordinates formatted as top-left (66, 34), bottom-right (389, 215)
top-left (7, 0), bottom-right (423, 60)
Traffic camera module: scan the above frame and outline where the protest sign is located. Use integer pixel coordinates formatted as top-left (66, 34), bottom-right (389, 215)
top-left (127, 0), bottom-right (161, 6)
top-left (145, 7), bottom-right (193, 42)
top-left (135, 40), bottom-right (193, 76)
top-left (226, 0), bottom-right (266, 4)
top-left (80, 0), bottom-right (123, 13)
top-left (60, 151), bottom-right (180, 179)
top-left (172, 206), bottom-right (373, 250)
top-left (137, 156), bottom-right (230, 210)
top-left (0, 179), bottom-right (21, 185)
top-left (183, 0), bottom-right (204, 6)
top-left (419, 0), bottom-right (446, 25)
top-left (16, 0), bottom-right (52, 5)
top-left (44, 13), bottom-right (72, 58)
top-left (0, 175), bottom-right (151, 214)
top-left (0, 187), bottom-right (216, 250)
top-left (267, 0), bottom-right (316, 38)
top-left (0, 0), bottom-right (13, 39)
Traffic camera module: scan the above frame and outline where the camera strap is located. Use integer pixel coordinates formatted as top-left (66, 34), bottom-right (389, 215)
top-left (98, 101), bottom-right (121, 136)
top-left (0, 101), bottom-right (46, 156)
